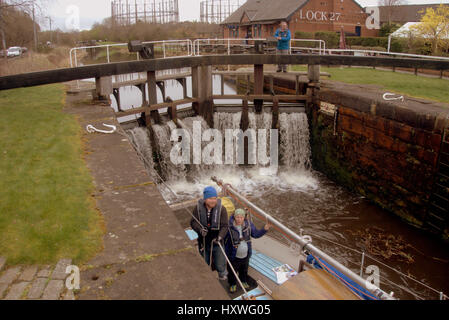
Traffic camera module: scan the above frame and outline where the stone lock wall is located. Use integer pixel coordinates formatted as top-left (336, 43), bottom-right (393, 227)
top-left (309, 82), bottom-right (449, 239)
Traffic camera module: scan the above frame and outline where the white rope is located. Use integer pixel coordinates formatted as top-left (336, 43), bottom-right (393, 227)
top-left (383, 92), bottom-right (404, 101)
top-left (216, 240), bottom-right (250, 299)
top-left (86, 123), bottom-right (117, 134)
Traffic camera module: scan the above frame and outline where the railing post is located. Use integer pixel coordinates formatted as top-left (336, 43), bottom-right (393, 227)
top-left (95, 76), bottom-right (112, 103)
top-left (307, 64), bottom-right (320, 106)
top-left (254, 63), bottom-right (264, 113)
top-left (221, 74), bottom-right (224, 96)
top-left (191, 65), bottom-right (213, 127)
top-left (360, 252), bottom-right (365, 277)
top-left (307, 64), bottom-right (320, 83)
top-left (241, 98), bottom-right (249, 165)
top-left (146, 70), bottom-right (160, 126)
top-left (167, 97), bottom-right (177, 123)
top-left (272, 96), bottom-right (279, 130)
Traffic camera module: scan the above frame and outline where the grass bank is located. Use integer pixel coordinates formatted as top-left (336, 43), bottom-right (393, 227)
top-left (0, 84), bottom-right (104, 265)
top-left (292, 65), bottom-right (449, 103)
top-left (0, 47), bottom-right (71, 76)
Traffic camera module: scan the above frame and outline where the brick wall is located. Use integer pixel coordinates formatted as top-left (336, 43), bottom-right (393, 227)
top-left (310, 83), bottom-right (449, 239)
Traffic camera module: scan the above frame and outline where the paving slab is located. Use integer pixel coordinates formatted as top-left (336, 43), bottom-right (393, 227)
top-left (36, 265), bottom-right (52, 278)
top-left (42, 280), bottom-right (64, 300)
top-left (19, 266), bottom-right (38, 281)
top-left (0, 267), bottom-right (21, 285)
top-left (4, 282), bottom-right (29, 300)
top-left (0, 283), bottom-right (8, 299)
top-left (28, 278), bottom-right (48, 299)
top-left (51, 259), bottom-right (72, 280)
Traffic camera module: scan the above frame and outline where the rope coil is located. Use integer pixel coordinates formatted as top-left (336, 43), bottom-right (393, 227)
top-left (86, 123), bottom-right (117, 134)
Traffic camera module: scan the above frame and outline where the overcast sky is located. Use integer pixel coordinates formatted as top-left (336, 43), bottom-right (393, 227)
top-left (42, 0), bottom-right (449, 31)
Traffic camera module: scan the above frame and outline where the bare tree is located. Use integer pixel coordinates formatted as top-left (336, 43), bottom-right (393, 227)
top-left (378, 0), bottom-right (407, 25)
top-left (0, 0), bottom-right (47, 52)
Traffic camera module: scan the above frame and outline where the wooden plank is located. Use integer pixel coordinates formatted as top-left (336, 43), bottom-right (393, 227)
top-left (212, 70), bottom-right (330, 77)
top-left (115, 98), bottom-right (198, 117)
top-left (1, 55), bottom-right (448, 90)
top-left (254, 64), bottom-right (264, 113)
top-left (271, 269), bottom-right (360, 300)
top-left (212, 94), bottom-right (308, 101)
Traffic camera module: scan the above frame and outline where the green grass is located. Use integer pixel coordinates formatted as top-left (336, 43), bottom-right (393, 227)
top-left (292, 65), bottom-right (449, 103)
top-left (0, 84), bottom-right (104, 265)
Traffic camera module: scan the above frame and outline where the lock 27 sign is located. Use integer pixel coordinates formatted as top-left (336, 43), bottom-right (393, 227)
top-left (298, 9), bottom-right (342, 21)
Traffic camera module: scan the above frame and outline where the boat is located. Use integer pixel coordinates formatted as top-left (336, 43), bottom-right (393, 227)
top-left (183, 176), bottom-right (400, 300)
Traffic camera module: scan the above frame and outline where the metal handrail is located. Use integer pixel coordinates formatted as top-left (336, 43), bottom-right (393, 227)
top-left (69, 39), bottom-right (193, 67)
top-left (192, 38), bottom-right (327, 56)
top-left (193, 38), bottom-right (267, 56)
top-left (212, 176), bottom-right (395, 300)
top-left (326, 48), bottom-right (449, 61)
top-left (290, 39), bottom-right (326, 55)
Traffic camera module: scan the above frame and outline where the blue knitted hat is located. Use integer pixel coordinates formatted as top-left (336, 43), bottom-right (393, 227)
top-left (203, 186), bottom-right (218, 200)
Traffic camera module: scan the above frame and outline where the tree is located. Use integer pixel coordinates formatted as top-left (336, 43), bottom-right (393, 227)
top-left (0, 0), bottom-right (47, 52)
top-left (378, 0), bottom-right (406, 25)
top-left (410, 4), bottom-right (449, 55)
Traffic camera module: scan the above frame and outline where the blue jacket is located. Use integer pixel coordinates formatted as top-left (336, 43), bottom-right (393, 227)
top-left (274, 28), bottom-right (291, 50)
top-left (224, 216), bottom-right (267, 261)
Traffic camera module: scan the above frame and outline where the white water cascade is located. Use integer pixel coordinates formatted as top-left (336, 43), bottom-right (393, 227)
top-left (127, 111), bottom-right (318, 202)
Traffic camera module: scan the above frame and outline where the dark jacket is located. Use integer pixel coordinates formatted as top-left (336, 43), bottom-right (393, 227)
top-left (190, 198), bottom-right (228, 250)
top-left (224, 215), bottom-right (267, 261)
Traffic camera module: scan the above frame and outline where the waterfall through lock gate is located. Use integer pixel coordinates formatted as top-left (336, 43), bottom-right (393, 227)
top-left (126, 111), bottom-right (318, 203)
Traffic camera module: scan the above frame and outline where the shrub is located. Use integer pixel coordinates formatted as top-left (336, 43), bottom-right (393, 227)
top-left (294, 31), bottom-right (315, 39)
top-left (314, 31), bottom-right (340, 49)
top-left (379, 23), bottom-right (401, 37)
top-left (347, 37), bottom-right (388, 48)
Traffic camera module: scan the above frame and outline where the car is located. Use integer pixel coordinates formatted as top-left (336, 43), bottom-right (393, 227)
top-left (7, 46), bottom-right (22, 58)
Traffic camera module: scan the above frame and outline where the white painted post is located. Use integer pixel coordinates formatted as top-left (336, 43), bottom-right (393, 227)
top-left (360, 252), bottom-right (365, 277)
top-left (388, 34), bottom-right (392, 53)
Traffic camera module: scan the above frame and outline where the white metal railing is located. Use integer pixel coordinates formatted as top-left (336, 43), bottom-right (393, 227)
top-left (193, 38), bottom-right (266, 56)
top-left (192, 38), bottom-right (326, 56)
top-left (290, 39), bottom-right (326, 55)
top-left (69, 37), bottom-right (449, 68)
top-left (69, 39), bottom-right (193, 67)
top-left (325, 48), bottom-right (449, 61)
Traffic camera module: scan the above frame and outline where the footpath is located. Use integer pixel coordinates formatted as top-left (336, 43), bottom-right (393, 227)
top-left (65, 87), bottom-right (228, 300)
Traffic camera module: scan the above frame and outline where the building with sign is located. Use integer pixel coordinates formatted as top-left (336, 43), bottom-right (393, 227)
top-left (221, 0), bottom-right (379, 39)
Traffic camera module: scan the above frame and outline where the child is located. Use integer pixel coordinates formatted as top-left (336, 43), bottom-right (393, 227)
top-left (224, 208), bottom-right (270, 293)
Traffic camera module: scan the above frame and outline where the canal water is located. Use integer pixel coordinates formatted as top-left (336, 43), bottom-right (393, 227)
top-left (120, 70), bottom-right (448, 300)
